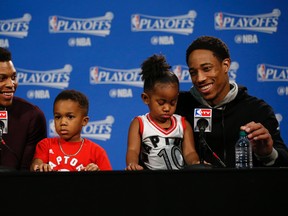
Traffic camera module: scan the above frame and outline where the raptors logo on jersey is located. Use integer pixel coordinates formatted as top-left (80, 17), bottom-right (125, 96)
top-left (137, 113), bottom-right (185, 170)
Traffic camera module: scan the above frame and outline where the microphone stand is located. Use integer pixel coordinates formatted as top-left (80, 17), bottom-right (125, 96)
top-left (199, 130), bottom-right (207, 164)
top-left (202, 137), bottom-right (226, 168)
top-left (196, 130), bottom-right (213, 168)
top-left (185, 129), bottom-right (213, 169)
top-left (185, 117), bottom-right (226, 169)
top-left (0, 128), bottom-right (16, 171)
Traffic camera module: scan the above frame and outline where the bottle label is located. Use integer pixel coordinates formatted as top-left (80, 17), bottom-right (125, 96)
top-left (235, 136), bottom-right (253, 169)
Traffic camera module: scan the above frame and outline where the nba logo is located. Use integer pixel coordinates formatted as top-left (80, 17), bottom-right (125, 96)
top-left (90, 67), bottom-right (99, 83)
top-left (194, 108), bottom-right (212, 117)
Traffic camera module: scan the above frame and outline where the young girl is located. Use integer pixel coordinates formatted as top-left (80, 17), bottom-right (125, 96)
top-left (30, 89), bottom-right (112, 172)
top-left (125, 54), bottom-right (199, 170)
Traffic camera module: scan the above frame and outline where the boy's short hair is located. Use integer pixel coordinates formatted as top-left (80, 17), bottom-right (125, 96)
top-left (54, 89), bottom-right (89, 116)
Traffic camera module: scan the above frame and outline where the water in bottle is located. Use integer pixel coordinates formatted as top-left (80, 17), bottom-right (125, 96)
top-left (235, 130), bottom-right (253, 168)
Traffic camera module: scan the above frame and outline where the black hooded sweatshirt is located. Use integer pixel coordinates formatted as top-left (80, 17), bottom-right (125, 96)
top-left (175, 85), bottom-right (288, 168)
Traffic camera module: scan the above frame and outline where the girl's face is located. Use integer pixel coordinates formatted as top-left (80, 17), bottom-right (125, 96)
top-left (142, 82), bottom-right (179, 125)
top-left (53, 99), bottom-right (89, 142)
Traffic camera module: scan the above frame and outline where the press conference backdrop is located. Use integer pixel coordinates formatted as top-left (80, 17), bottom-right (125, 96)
top-left (0, 0), bottom-right (287, 170)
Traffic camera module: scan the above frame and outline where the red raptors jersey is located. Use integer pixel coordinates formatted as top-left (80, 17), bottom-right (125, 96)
top-left (33, 137), bottom-right (112, 171)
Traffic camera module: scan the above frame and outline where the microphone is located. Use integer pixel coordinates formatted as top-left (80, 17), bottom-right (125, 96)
top-left (0, 110), bottom-right (8, 134)
top-left (197, 118), bottom-right (209, 133)
top-left (0, 110), bottom-right (18, 169)
top-left (0, 110), bottom-right (19, 165)
top-left (0, 120), bottom-right (4, 136)
top-left (194, 108), bottom-right (212, 132)
top-left (0, 116), bottom-right (6, 145)
top-left (193, 108), bottom-right (226, 168)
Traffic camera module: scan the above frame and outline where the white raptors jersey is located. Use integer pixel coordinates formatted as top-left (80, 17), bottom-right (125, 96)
top-left (137, 113), bottom-right (186, 170)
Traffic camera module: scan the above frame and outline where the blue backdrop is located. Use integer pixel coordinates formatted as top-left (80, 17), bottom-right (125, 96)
top-left (0, 0), bottom-right (287, 170)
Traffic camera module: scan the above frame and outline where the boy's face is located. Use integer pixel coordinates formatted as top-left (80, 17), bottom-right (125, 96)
top-left (53, 99), bottom-right (89, 142)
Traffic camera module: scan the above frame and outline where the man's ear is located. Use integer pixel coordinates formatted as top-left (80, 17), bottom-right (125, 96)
top-left (141, 92), bottom-right (149, 104)
top-left (223, 58), bottom-right (231, 74)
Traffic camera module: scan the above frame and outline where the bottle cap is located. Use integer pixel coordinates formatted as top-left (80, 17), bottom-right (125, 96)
top-left (239, 130), bottom-right (247, 136)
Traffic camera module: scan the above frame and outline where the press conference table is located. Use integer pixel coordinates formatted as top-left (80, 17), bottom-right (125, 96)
top-left (1, 167), bottom-right (287, 215)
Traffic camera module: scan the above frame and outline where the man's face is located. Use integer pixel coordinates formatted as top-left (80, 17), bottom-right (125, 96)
top-left (187, 49), bottom-right (230, 106)
top-left (0, 60), bottom-right (18, 107)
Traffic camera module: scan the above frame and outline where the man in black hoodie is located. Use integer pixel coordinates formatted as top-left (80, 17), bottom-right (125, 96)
top-left (175, 35), bottom-right (288, 168)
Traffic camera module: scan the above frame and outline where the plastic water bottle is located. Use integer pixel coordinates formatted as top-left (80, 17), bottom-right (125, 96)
top-left (235, 130), bottom-right (253, 168)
